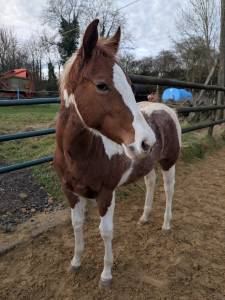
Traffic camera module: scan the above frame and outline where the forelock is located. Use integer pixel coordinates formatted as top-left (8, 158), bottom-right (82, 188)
top-left (60, 39), bottom-right (117, 99)
top-left (96, 38), bottom-right (118, 59)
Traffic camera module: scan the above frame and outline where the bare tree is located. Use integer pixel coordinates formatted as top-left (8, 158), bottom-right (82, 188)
top-left (175, 0), bottom-right (219, 79)
top-left (26, 37), bottom-right (45, 87)
top-left (176, 0), bottom-right (219, 50)
top-left (175, 36), bottom-right (217, 82)
top-left (81, 0), bottom-right (132, 51)
top-left (42, 0), bottom-right (132, 58)
top-left (0, 27), bottom-right (18, 72)
top-left (40, 30), bottom-right (62, 75)
top-left (81, 0), bottom-right (125, 37)
top-left (42, 0), bottom-right (82, 27)
top-left (153, 50), bottom-right (182, 79)
top-left (119, 53), bottom-right (138, 74)
top-left (42, 0), bottom-right (126, 37)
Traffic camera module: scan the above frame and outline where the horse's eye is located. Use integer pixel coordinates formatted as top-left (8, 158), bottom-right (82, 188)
top-left (96, 83), bottom-right (109, 92)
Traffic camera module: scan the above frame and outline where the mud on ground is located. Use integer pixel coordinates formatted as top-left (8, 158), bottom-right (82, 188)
top-left (0, 163), bottom-right (63, 231)
top-left (1, 147), bottom-right (225, 300)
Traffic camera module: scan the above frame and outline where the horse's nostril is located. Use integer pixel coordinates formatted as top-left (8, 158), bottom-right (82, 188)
top-left (141, 140), bottom-right (150, 152)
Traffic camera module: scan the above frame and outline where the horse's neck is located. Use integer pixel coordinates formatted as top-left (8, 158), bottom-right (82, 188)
top-left (64, 108), bottom-right (105, 161)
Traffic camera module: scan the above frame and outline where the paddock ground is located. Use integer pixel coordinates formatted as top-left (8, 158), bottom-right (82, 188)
top-left (1, 146), bottom-right (225, 300)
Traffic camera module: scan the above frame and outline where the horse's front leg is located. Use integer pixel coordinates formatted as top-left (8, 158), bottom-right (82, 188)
top-left (97, 190), bottom-right (115, 288)
top-left (70, 197), bottom-right (87, 271)
top-left (61, 184), bottom-right (86, 271)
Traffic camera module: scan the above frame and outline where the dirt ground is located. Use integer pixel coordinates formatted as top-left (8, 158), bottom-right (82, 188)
top-left (0, 163), bottom-right (53, 228)
top-left (1, 147), bottom-right (225, 300)
top-left (0, 162), bottom-right (65, 236)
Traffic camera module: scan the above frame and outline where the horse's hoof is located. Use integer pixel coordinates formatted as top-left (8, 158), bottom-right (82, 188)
top-left (99, 278), bottom-right (112, 289)
top-left (138, 217), bottom-right (148, 225)
top-left (68, 264), bottom-right (81, 273)
top-left (162, 224), bottom-right (171, 231)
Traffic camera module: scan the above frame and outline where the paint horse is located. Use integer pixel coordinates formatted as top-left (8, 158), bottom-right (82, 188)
top-left (54, 19), bottom-right (181, 288)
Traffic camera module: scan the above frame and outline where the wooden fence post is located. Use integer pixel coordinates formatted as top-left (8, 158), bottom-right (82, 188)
top-left (208, 91), bottom-right (218, 136)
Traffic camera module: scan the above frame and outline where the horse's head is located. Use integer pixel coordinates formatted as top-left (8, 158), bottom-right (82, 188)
top-left (61, 19), bottom-right (156, 160)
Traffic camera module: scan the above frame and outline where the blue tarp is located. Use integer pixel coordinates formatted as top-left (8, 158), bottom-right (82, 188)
top-left (162, 88), bottom-right (193, 102)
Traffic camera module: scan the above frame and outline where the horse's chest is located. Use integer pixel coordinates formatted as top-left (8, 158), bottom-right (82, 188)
top-left (65, 153), bottom-right (129, 198)
top-left (66, 163), bottom-right (102, 199)
top-left (71, 180), bottom-right (99, 199)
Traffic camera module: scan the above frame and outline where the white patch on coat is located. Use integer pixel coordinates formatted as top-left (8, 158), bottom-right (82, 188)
top-left (90, 129), bottom-right (124, 159)
top-left (113, 64), bottom-right (156, 157)
top-left (63, 89), bottom-right (69, 106)
top-left (99, 193), bottom-right (115, 281)
top-left (64, 89), bottom-right (76, 108)
top-left (117, 164), bottom-right (133, 186)
top-left (139, 102), bottom-right (182, 147)
top-left (64, 89), bottom-right (90, 129)
top-left (161, 165), bottom-right (175, 230)
top-left (139, 169), bottom-right (156, 224)
top-left (71, 197), bottom-right (87, 268)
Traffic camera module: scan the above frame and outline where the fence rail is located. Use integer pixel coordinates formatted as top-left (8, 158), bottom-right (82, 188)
top-left (177, 105), bottom-right (225, 113)
top-left (0, 74), bottom-right (225, 174)
top-left (130, 75), bottom-right (225, 92)
top-left (0, 98), bottom-right (60, 106)
top-left (0, 128), bottom-right (55, 143)
top-left (0, 156), bottom-right (53, 174)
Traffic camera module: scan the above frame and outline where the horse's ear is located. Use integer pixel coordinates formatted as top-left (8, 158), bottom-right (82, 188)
top-left (82, 19), bottom-right (99, 60)
top-left (107, 27), bottom-right (121, 54)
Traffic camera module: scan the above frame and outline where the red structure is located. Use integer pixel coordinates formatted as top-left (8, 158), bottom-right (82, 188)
top-left (0, 69), bottom-right (34, 99)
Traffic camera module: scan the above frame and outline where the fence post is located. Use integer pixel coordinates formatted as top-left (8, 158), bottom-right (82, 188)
top-left (17, 88), bottom-right (20, 100)
top-left (208, 91), bottom-right (217, 136)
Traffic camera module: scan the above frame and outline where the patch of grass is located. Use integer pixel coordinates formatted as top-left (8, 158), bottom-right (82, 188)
top-left (181, 120), bottom-right (190, 129)
top-left (0, 104), bottom-right (63, 202)
top-left (0, 136), bottom-right (55, 162)
top-left (0, 105), bottom-right (58, 133)
top-left (32, 164), bottom-right (64, 202)
top-left (180, 119), bottom-right (225, 162)
top-left (181, 131), bottom-right (225, 162)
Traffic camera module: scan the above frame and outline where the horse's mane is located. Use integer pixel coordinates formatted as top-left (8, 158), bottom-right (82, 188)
top-left (60, 38), bottom-right (116, 99)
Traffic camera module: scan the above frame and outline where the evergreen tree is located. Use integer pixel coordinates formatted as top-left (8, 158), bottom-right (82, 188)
top-left (58, 15), bottom-right (80, 64)
top-left (47, 61), bottom-right (57, 90)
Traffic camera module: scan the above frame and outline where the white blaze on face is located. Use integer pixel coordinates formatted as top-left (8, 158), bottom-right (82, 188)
top-left (113, 64), bottom-right (156, 159)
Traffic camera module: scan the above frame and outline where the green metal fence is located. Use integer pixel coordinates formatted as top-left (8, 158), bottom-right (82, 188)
top-left (0, 75), bottom-right (225, 175)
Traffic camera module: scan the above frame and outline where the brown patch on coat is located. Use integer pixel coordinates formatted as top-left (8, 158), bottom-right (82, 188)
top-left (146, 110), bottom-right (180, 170)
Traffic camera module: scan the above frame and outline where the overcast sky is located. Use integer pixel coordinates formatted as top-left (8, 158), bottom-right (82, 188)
top-left (0, 0), bottom-right (184, 58)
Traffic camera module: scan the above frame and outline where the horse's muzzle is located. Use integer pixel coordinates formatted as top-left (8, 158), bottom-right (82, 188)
top-left (123, 135), bottom-right (155, 160)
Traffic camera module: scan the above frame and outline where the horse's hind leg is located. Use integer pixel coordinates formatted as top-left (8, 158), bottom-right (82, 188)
top-left (161, 165), bottom-right (175, 230)
top-left (139, 169), bottom-right (156, 225)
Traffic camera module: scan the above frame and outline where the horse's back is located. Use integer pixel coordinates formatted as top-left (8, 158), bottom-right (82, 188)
top-left (138, 101), bottom-right (181, 147)
top-left (139, 101), bottom-right (181, 170)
